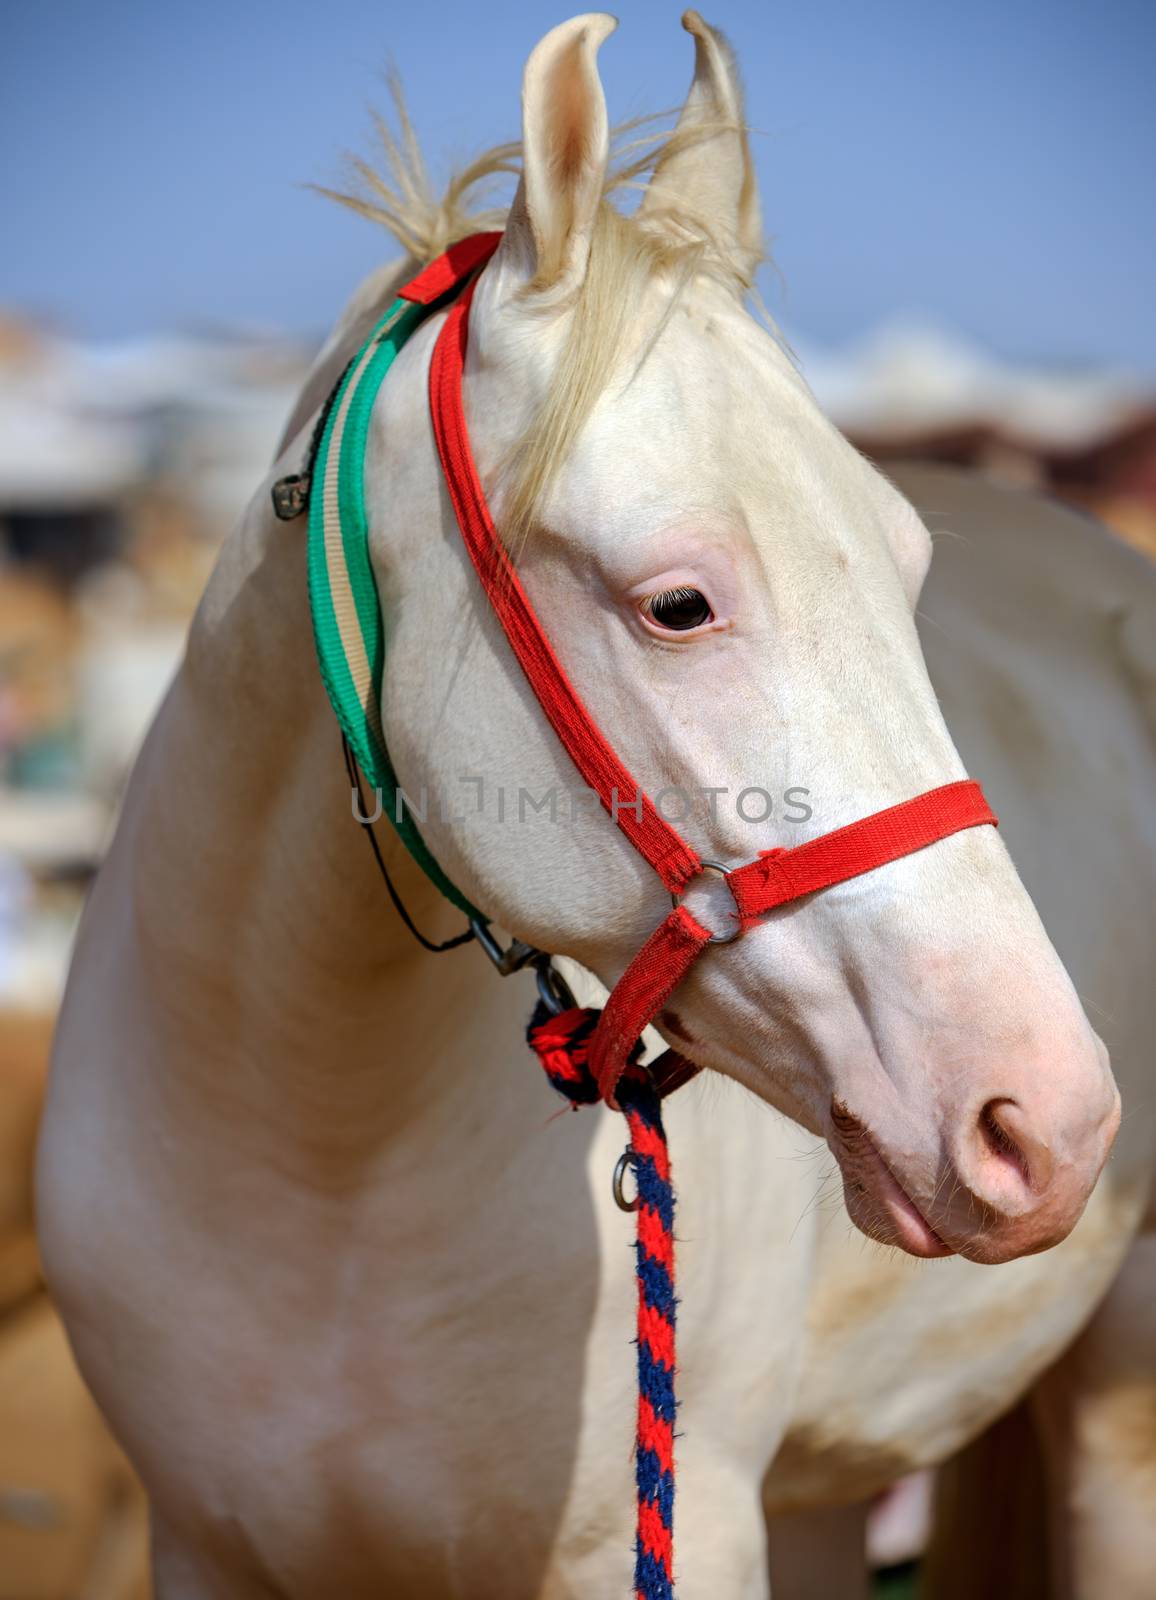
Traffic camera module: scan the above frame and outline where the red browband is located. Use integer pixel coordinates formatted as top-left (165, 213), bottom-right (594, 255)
top-left (423, 236), bottom-right (998, 1106)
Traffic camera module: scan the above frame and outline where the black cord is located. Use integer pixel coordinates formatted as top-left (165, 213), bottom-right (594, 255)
top-left (304, 353), bottom-right (355, 482)
top-left (271, 353), bottom-right (358, 520)
top-left (341, 737), bottom-right (475, 955)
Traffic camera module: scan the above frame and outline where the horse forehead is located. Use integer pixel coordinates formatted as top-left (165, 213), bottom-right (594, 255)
top-left (564, 331), bottom-right (890, 550)
top-left (637, 314), bottom-right (929, 558)
top-left (591, 309), bottom-right (858, 479)
top-left (510, 283), bottom-right (912, 556)
top-left (623, 296), bottom-right (804, 426)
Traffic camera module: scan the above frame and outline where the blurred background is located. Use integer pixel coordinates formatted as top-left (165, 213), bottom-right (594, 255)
top-left (1, 1), bottom-right (1154, 1593)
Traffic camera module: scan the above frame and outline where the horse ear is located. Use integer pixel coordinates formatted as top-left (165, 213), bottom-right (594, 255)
top-left (499, 13), bottom-right (617, 292)
top-left (639, 10), bottom-right (762, 281)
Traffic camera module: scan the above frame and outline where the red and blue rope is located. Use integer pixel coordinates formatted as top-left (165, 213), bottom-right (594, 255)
top-left (528, 1003), bottom-right (678, 1600)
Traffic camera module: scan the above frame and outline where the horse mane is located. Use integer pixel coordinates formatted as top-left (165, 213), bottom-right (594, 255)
top-left (315, 74), bottom-right (766, 548)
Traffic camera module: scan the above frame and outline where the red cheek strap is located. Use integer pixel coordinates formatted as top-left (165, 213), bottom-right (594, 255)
top-left (587, 906), bottom-right (715, 1107)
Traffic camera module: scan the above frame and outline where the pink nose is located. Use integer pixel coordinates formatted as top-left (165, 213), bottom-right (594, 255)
top-left (973, 1098), bottom-right (1055, 1205)
top-left (945, 1082), bottom-right (1120, 1260)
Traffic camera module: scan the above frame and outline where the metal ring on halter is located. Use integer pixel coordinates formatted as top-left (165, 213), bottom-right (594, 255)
top-left (670, 859), bottom-right (743, 945)
top-left (612, 1150), bottom-right (640, 1212)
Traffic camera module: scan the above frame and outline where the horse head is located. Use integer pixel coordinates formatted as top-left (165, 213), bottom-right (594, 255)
top-left (368, 12), bottom-right (1119, 1264)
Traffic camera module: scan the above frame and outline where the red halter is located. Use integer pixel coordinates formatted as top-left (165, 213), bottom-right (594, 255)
top-left (418, 243), bottom-right (996, 1106)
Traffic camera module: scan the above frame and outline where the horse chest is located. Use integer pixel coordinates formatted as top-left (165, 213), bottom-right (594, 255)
top-left (47, 1033), bottom-right (818, 1597)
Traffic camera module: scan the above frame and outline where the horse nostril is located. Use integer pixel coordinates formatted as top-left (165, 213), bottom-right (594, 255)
top-left (978, 1098), bottom-right (1054, 1195)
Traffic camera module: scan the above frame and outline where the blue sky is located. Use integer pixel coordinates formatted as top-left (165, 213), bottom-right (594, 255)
top-left (3, 0), bottom-right (1154, 373)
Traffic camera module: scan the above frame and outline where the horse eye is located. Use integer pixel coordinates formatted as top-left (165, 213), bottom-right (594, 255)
top-left (643, 586), bottom-right (714, 632)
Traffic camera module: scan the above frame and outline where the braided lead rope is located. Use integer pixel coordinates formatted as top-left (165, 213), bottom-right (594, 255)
top-left (528, 1005), bottom-right (678, 1600)
top-left (619, 1067), bottom-right (677, 1600)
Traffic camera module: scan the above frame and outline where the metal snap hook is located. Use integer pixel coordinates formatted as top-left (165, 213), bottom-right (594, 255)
top-left (533, 956), bottom-right (578, 1017)
top-left (670, 859), bottom-right (743, 945)
top-left (612, 1150), bottom-right (640, 1212)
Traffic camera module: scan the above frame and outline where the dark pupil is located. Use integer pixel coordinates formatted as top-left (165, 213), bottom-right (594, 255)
top-left (650, 586), bottom-right (712, 630)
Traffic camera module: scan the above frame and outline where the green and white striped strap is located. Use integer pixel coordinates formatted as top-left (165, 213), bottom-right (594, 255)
top-left (307, 295), bottom-right (484, 922)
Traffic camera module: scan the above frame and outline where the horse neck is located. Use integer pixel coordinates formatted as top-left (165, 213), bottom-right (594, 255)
top-left (116, 451), bottom-right (508, 1164)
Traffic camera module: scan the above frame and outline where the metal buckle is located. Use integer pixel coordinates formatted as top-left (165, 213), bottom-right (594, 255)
top-left (670, 859), bottom-right (743, 945)
top-left (271, 473), bottom-right (310, 521)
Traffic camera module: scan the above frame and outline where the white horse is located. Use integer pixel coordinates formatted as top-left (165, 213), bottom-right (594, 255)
top-left (38, 13), bottom-right (1155, 1598)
